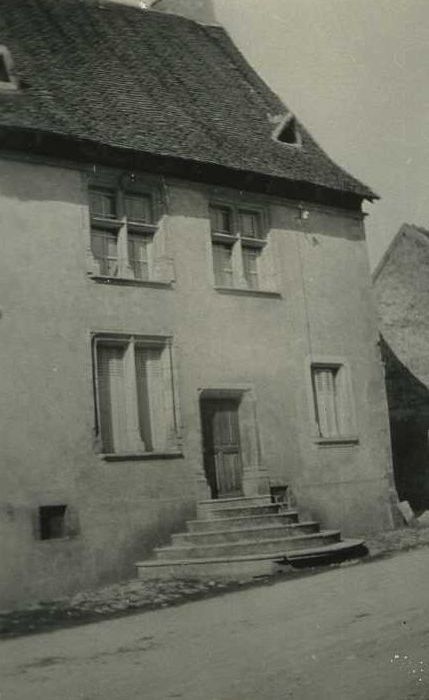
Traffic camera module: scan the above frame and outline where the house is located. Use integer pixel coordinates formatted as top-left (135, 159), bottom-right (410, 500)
top-left (374, 223), bottom-right (429, 513)
top-left (0, 0), bottom-right (396, 607)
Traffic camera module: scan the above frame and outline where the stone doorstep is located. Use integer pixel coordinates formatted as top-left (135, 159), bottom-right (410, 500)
top-left (172, 521), bottom-right (321, 545)
top-left (154, 530), bottom-right (342, 560)
top-left (197, 504), bottom-right (283, 519)
top-left (198, 495), bottom-right (273, 508)
top-left (187, 511), bottom-right (300, 532)
top-left (135, 539), bottom-right (365, 580)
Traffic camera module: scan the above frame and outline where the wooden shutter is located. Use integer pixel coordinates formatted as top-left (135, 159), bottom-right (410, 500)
top-left (242, 246), bottom-right (259, 289)
top-left (127, 234), bottom-right (150, 280)
top-left (313, 367), bottom-right (340, 437)
top-left (91, 229), bottom-right (118, 277)
top-left (134, 346), bottom-right (153, 452)
top-left (212, 243), bottom-right (233, 286)
top-left (97, 344), bottom-right (127, 452)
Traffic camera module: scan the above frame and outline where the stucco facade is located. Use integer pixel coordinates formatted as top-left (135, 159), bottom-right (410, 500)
top-left (0, 154), bottom-right (395, 608)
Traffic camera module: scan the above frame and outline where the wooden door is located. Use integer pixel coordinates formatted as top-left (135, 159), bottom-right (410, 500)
top-left (201, 398), bottom-right (243, 499)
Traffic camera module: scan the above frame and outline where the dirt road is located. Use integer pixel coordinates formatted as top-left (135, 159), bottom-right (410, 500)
top-left (1, 548), bottom-right (429, 699)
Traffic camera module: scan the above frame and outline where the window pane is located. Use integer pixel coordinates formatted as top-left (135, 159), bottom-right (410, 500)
top-left (312, 367), bottom-right (340, 437)
top-left (134, 347), bottom-right (153, 452)
top-left (242, 246), bottom-right (259, 290)
top-left (239, 210), bottom-right (261, 239)
top-left (89, 188), bottom-right (116, 218)
top-left (210, 206), bottom-right (232, 234)
top-left (91, 229), bottom-right (118, 276)
top-left (124, 193), bottom-right (153, 223)
top-left (128, 234), bottom-right (150, 280)
top-left (212, 243), bottom-right (233, 286)
top-left (97, 344), bottom-right (127, 453)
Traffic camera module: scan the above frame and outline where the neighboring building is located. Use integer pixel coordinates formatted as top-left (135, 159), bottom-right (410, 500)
top-left (374, 224), bottom-right (429, 513)
top-left (0, 0), bottom-right (396, 607)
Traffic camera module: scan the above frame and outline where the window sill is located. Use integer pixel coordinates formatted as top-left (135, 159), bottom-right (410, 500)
top-left (214, 287), bottom-right (282, 299)
top-left (101, 451), bottom-right (184, 462)
top-left (89, 275), bottom-right (173, 289)
top-left (314, 436), bottom-right (360, 447)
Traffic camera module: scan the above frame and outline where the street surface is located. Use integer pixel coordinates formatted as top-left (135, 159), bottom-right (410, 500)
top-left (1, 548), bottom-right (429, 699)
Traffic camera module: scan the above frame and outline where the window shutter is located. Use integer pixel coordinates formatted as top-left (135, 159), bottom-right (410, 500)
top-left (127, 234), bottom-right (150, 280)
top-left (313, 368), bottom-right (339, 437)
top-left (212, 243), bottom-right (233, 286)
top-left (242, 247), bottom-right (259, 289)
top-left (97, 344), bottom-right (127, 452)
top-left (134, 346), bottom-right (153, 452)
top-left (91, 229), bottom-right (118, 277)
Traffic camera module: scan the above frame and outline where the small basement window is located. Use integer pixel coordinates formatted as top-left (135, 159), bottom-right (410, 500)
top-left (0, 46), bottom-right (19, 90)
top-left (39, 505), bottom-right (67, 540)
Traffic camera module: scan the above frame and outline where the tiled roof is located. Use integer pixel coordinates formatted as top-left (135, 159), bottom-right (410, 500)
top-left (0, 0), bottom-right (375, 200)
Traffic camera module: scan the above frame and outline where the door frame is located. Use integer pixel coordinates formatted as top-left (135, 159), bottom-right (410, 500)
top-left (198, 386), bottom-right (270, 499)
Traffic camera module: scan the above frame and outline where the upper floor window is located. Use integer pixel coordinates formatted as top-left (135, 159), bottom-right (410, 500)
top-left (209, 204), bottom-right (268, 291)
top-left (89, 184), bottom-right (158, 282)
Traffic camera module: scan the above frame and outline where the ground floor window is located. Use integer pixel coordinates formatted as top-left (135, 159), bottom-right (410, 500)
top-left (93, 335), bottom-right (178, 455)
top-left (311, 363), bottom-right (353, 438)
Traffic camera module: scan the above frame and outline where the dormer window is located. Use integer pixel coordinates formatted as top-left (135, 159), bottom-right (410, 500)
top-left (273, 113), bottom-right (301, 147)
top-left (0, 46), bottom-right (19, 91)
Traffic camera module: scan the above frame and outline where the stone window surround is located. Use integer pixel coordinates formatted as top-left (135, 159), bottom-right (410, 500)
top-left (208, 198), bottom-right (280, 297)
top-left (196, 385), bottom-right (270, 501)
top-left (91, 332), bottom-right (183, 461)
top-left (85, 170), bottom-right (175, 287)
top-left (305, 354), bottom-right (359, 447)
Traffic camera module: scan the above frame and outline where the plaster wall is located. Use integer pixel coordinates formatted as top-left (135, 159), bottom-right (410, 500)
top-left (0, 157), bottom-right (394, 607)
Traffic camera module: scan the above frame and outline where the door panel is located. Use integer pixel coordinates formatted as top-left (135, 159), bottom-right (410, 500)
top-left (201, 398), bottom-right (243, 498)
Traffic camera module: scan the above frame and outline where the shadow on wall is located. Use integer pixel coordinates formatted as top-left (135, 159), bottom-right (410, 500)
top-left (380, 335), bottom-right (429, 512)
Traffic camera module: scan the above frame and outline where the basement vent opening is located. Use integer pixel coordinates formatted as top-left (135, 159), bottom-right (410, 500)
top-left (39, 505), bottom-right (67, 540)
top-left (0, 55), bottom-right (9, 83)
top-left (0, 46), bottom-right (19, 90)
top-left (274, 115), bottom-right (300, 146)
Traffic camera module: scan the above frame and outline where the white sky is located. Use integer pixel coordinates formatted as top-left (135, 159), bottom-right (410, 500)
top-left (215, 0), bottom-right (429, 267)
top-left (113, 0), bottom-right (429, 267)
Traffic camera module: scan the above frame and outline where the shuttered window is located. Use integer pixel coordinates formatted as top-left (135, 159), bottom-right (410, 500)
top-left (311, 364), bottom-right (351, 438)
top-left (95, 337), bottom-right (177, 455)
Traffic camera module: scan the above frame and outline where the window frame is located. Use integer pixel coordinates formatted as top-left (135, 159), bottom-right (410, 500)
top-left (87, 177), bottom-right (162, 285)
top-left (307, 357), bottom-right (359, 446)
top-left (209, 202), bottom-right (269, 292)
top-left (92, 333), bottom-right (182, 459)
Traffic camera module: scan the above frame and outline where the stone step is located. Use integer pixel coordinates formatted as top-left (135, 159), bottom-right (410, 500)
top-left (199, 495), bottom-right (272, 508)
top-left (187, 511), bottom-right (300, 533)
top-left (135, 539), bottom-right (365, 581)
top-left (155, 530), bottom-right (341, 560)
top-left (284, 539), bottom-right (366, 566)
top-left (173, 521), bottom-right (320, 546)
top-left (198, 503), bottom-right (282, 520)
top-left (136, 551), bottom-right (290, 580)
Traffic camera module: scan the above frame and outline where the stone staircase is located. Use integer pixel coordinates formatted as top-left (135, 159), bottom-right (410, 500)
top-left (136, 495), bottom-right (365, 580)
